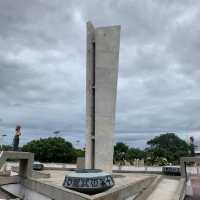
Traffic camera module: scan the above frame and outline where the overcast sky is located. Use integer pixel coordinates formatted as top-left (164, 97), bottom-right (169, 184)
top-left (1, 0), bottom-right (200, 148)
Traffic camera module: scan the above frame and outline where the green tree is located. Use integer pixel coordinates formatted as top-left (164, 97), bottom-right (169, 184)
top-left (22, 137), bottom-right (77, 163)
top-left (75, 149), bottom-right (85, 158)
top-left (114, 142), bottom-right (129, 164)
top-left (114, 143), bottom-right (145, 164)
top-left (0, 145), bottom-right (13, 151)
top-left (145, 133), bottom-right (191, 165)
top-left (127, 148), bottom-right (145, 164)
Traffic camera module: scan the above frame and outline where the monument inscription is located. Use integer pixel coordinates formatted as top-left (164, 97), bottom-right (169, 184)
top-left (63, 170), bottom-right (114, 194)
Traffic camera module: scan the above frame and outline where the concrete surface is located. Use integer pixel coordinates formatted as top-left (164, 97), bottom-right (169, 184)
top-left (180, 156), bottom-right (200, 177)
top-left (135, 176), bottom-right (162, 200)
top-left (77, 157), bottom-right (85, 169)
top-left (191, 176), bottom-right (200, 200)
top-left (12, 166), bottom-right (50, 179)
top-left (23, 170), bottom-right (156, 200)
top-left (0, 162), bottom-right (187, 200)
top-left (2, 183), bottom-right (51, 200)
top-left (0, 151), bottom-right (34, 178)
top-left (85, 22), bottom-right (120, 172)
top-left (34, 170), bottom-right (151, 189)
top-left (0, 187), bottom-right (18, 199)
top-left (0, 175), bottom-right (20, 185)
top-left (146, 178), bottom-right (182, 200)
top-left (7, 161), bottom-right (199, 176)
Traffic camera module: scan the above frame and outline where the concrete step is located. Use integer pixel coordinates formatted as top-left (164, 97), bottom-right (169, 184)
top-left (134, 175), bottom-right (162, 200)
top-left (145, 178), bottom-right (182, 200)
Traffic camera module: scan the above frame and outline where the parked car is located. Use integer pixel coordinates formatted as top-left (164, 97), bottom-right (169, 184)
top-left (32, 161), bottom-right (44, 170)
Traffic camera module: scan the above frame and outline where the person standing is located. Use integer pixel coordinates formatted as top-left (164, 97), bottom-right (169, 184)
top-left (13, 125), bottom-right (21, 151)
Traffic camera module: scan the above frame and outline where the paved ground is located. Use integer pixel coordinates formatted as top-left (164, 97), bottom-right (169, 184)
top-left (146, 178), bottom-right (180, 200)
top-left (5, 162), bottom-right (189, 200)
top-left (35, 171), bottom-right (184, 200)
top-left (191, 176), bottom-right (200, 200)
top-left (37, 170), bottom-right (153, 191)
top-left (0, 188), bottom-right (16, 199)
top-left (6, 161), bottom-right (200, 176)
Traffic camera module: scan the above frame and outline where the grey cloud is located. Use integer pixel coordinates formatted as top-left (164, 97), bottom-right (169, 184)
top-left (1, 0), bottom-right (200, 148)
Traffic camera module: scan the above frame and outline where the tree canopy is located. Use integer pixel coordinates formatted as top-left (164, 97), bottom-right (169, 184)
top-left (20, 133), bottom-right (191, 165)
top-left (114, 133), bottom-right (192, 165)
top-left (22, 137), bottom-right (84, 163)
top-left (114, 142), bottom-right (145, 164)
top-left (145, 133), bottom-right (191, 165)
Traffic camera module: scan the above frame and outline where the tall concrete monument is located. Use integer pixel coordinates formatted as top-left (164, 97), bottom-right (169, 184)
top-left (63, 22), bottom-right (120, 194)
top-left (85, 22), bottom-right (121, 172)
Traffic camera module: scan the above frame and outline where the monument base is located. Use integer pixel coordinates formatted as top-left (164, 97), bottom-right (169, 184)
top-left (63, 169), bottom-right (114, 194)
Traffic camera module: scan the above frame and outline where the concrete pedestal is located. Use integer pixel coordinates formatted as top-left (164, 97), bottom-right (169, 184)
top-left (63, 169), bottom-right (114, 194)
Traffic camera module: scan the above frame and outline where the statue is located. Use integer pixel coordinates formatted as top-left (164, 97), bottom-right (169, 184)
top-left (13, 125), bottom-right (21, 151)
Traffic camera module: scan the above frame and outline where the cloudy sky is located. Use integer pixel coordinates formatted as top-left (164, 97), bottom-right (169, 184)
top-left (1, 0), bottom-right (200, 148)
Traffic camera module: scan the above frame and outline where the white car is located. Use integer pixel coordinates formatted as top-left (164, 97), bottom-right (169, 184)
top-left (32, 161), bottom-right (44, 170)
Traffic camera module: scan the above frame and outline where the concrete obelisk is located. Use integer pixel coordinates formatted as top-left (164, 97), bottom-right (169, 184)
top-left (85, 22), bottom-right (120, 172)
